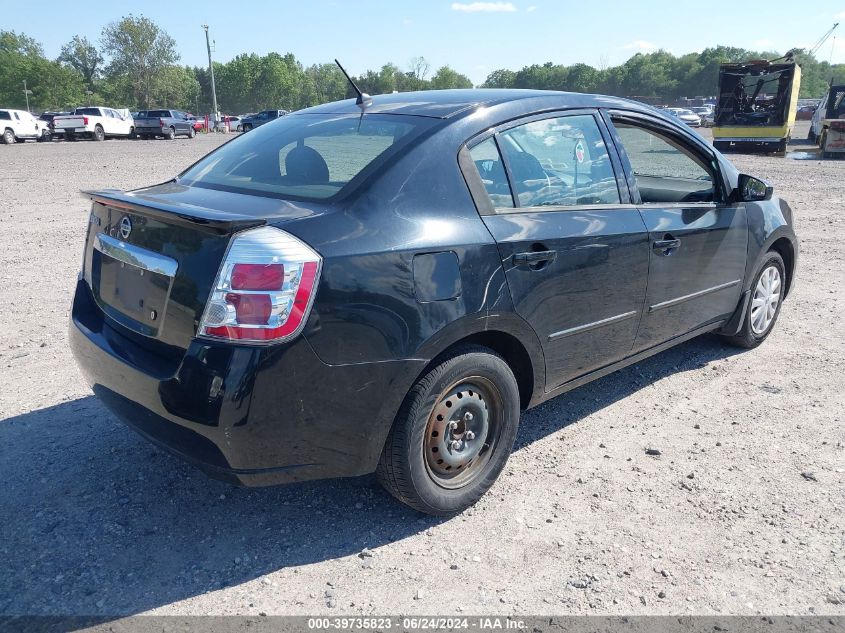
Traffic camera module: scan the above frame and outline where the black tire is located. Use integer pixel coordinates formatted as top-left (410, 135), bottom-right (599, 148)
top-left (129, 127), bottom-right (136, 140)
top-left (93, 125), bottom-right (105, 141)
top-left (37, 129), bottom-right (51, 142)
top-left (2, 128), bottom-right (14, 144)
top-left (722, 251), bottom-right (786, 349)
top-left (188, 126), bottom-right (196, 138)
top-left (165, 126), bottom-right (175, 140)
top-left (243, 123), bottom-right (252, 132)
top-left (66, 132), bottom-right (76, 142)
top-left (377, 345), bottom-right (520, 515)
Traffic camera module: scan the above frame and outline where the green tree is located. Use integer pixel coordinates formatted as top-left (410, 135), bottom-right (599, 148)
top-left (481, 69), bottom-right (516, 88)
top-left (430, 66), bottom-right (473, 89)
top-left (100, 15), bottom-right (179, 108)
top-left (302, 63), bottom-right (348, 106)
top-left (152, 66), bottom-right (201, 110)
top-left (58, 35), bottom-right (103, 89)
top-left (0, 30), bottom-right (85, 110)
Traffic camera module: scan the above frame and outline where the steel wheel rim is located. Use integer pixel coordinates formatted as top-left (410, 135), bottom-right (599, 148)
top-left (423, 376), bottom-right (503, 490)
top-left (750, 265), bottom-right (781, 335)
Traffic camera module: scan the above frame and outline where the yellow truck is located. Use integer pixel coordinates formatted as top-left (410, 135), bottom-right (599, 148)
top-left (712, 58), bottom-right (801, 154)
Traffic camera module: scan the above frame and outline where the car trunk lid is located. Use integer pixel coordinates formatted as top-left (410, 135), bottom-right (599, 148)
top-left (81, 184), bottom-right (326, 354)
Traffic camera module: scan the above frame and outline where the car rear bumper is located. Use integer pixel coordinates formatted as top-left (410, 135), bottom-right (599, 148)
top-left (69, 279), bottom-right (424, 486)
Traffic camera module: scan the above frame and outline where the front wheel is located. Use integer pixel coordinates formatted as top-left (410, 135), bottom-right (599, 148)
top-left (377, 345), bottom-right (520, 515)
top-left (242, 124), bottom-right (252, 132)
top-left (722, 251), bottom-right (786, 349)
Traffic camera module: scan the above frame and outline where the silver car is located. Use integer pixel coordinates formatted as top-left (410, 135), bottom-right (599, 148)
top-left (666, 107), bottom-right (702, 127)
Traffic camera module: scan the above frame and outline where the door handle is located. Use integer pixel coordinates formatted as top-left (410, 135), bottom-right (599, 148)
top-left (513, 250), bottom-right (557, 265)
top-left (653, 237), bottom-right (681, 255)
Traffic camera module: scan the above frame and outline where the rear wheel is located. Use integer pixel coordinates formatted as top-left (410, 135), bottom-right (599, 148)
top-left (2, 129), bottom-right (15, 144)
top-left (129, 127), bottom-right (136, 140)
top-left (165, 126), bottom-right (175, 140)
top-left (188, 126), bottom-right (196, 138)
top-left (93, 125), bottom-right (105, 141)
top-left (243, 123), bottom-right (252, 132)
top-left (722, 251), bottom-right (786, 349)
top-left (377, 345), bottom-right (520, 515)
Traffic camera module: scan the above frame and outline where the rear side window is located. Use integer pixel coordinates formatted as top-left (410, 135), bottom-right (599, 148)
top-left (0, 111), bottom-right (10, 121)
top-left (469, 138), bottom-right (514, 208)
top-left (180, 114), bottom-right (435, 201)
top-left (498, 115), bottom-right (621, 207)
top-left (612, 121), bottom-right (716, 204)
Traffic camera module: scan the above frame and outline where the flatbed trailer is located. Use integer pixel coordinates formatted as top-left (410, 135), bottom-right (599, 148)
top-left (712, 59), bottom-right (801, 154)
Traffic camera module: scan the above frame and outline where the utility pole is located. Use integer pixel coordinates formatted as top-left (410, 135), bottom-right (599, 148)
top-left (202, 24), bottom-right (219, 128)
top-left (22, 80), bottom-right (32, 112)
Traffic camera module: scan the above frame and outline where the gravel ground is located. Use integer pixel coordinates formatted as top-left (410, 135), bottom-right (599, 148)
top-left (0, 124), bottom-right (843, 618)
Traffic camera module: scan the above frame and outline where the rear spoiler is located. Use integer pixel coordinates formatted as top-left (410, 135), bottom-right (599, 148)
top-left (84, 189), bottom-right (266, 235)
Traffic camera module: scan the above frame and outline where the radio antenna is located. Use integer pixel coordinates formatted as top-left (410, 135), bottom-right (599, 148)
top-left (335, 59), bottom-right (372, 109)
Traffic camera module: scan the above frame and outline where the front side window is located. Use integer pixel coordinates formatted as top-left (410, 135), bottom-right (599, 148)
top-left (179, 113), bottom-right (435, 201)
top-left (612, 121), bottom-right (717, 204)
top-left (497, 115), bottom-right (621, 208)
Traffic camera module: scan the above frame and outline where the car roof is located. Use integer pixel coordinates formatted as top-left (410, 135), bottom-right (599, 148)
top-left (296, 89), bottom-right (660, 119)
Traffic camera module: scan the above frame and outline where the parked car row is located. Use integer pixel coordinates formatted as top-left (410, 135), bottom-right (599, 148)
top-left (2, 105), bottom-right (290, 144)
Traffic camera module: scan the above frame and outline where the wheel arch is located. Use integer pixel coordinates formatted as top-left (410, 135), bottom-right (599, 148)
top-left (408, 313), bottom-right (546, 412)
top-left (768, 236), bottom-right (795, 297)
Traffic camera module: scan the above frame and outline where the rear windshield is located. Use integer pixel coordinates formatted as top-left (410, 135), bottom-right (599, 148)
top-left (75, 108), bottom-right (102, 116)
top-left (144, 110), bottom-right (172, 118)
top-left (179, 113), bottom-right (436, 200)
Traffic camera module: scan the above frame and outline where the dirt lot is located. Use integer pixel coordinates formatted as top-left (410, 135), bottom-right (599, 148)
top-left (0, 124), bottom-right (843, 618)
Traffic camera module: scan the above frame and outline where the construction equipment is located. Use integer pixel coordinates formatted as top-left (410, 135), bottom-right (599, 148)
top-left (712, 55), bottom-right (801, 154)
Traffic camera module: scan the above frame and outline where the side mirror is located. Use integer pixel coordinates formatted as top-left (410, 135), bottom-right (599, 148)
top-left (735, 174), bottom-right (773, 202)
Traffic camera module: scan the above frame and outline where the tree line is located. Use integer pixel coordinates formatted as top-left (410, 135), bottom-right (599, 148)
top-left (1, 15), bottom-right (843, 115)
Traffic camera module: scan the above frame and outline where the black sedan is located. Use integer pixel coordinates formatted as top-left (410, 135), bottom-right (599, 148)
top-left (70, 90), bottom-right (797, 515)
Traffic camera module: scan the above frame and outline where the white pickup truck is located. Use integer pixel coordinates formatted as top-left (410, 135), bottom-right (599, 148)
top-left (53, 107), bottom-right (135, 141)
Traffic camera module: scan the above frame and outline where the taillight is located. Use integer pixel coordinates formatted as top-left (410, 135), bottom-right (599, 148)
top-left (198, 226), bottom-right (322, 343)
top-left (159, 119), bottom-right (165, 127)
top-left (82, 116), bottom-right (89, 125)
